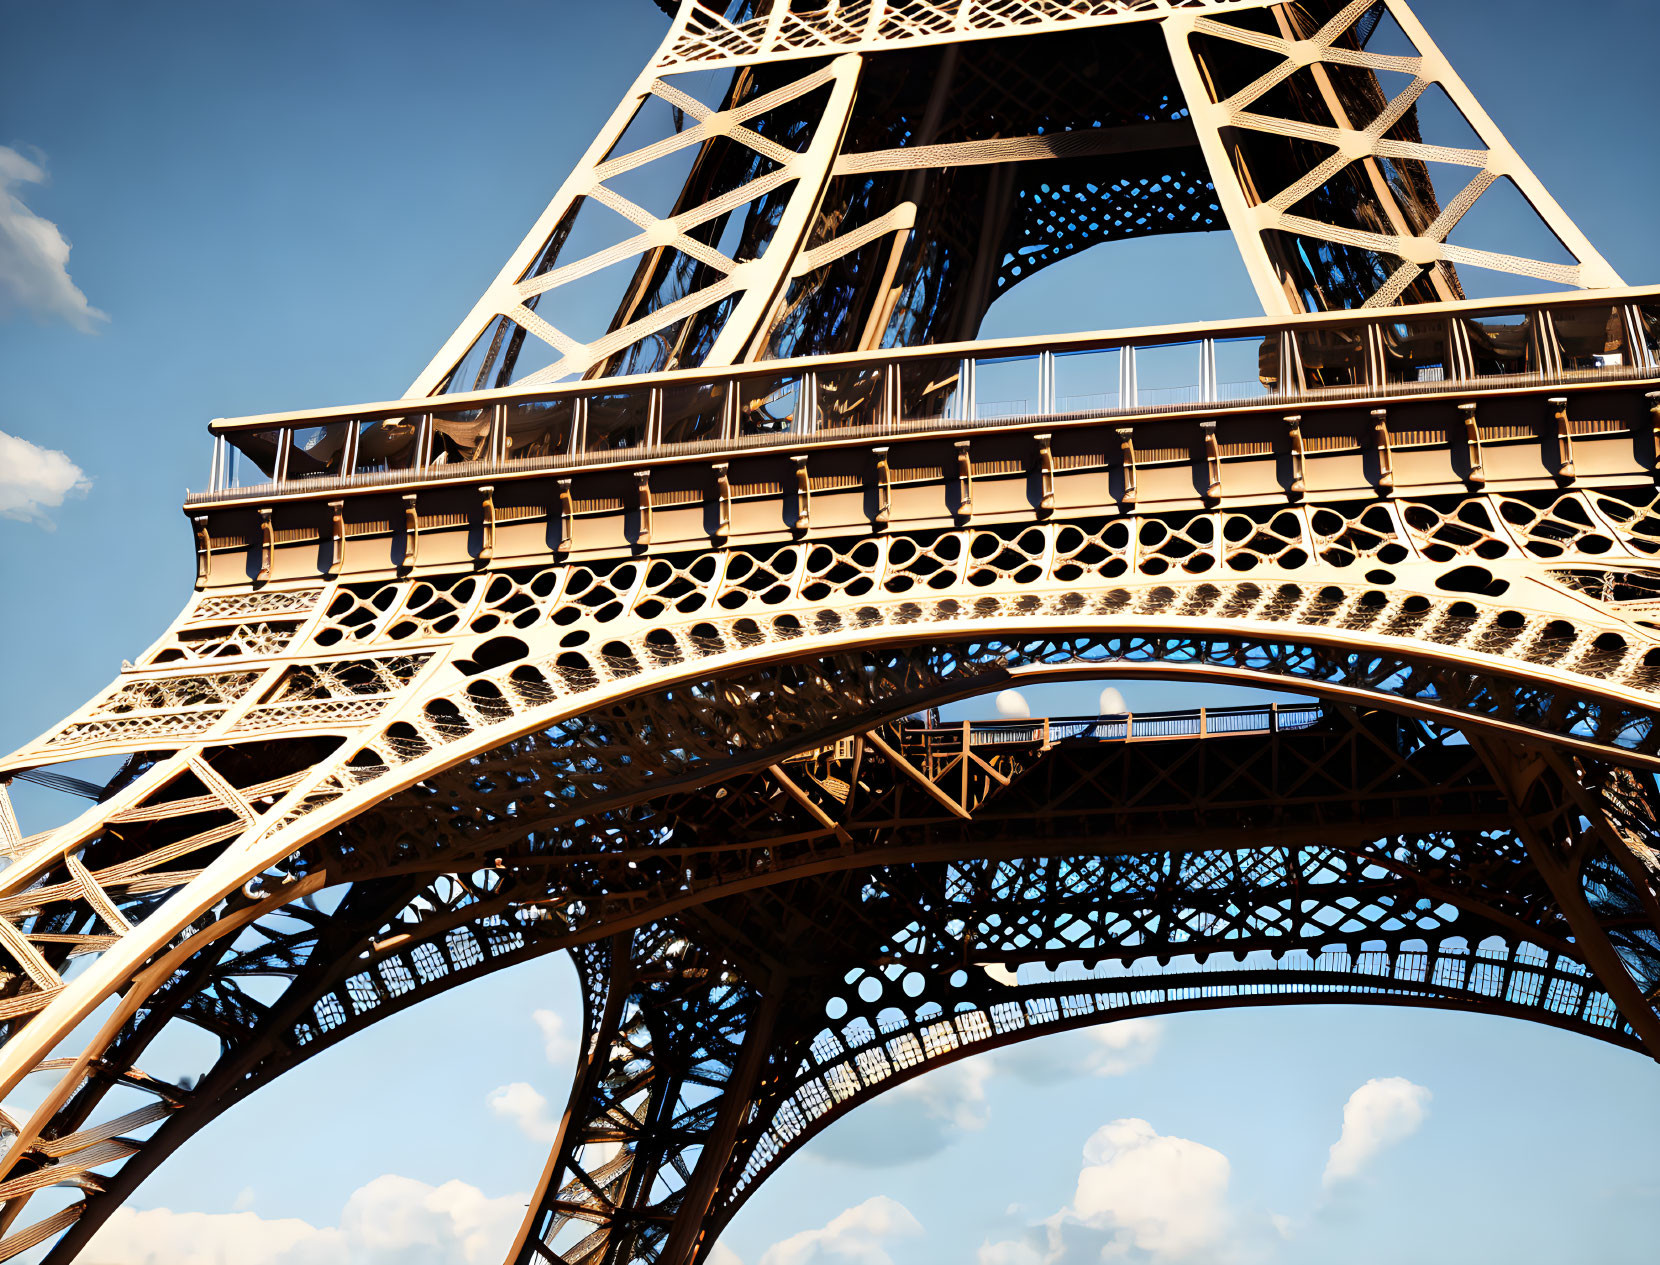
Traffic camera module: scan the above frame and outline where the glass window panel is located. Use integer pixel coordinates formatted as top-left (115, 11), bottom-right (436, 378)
top-left (1636, 305), bottom-right (1660, 367)
top-left (691, 0), bottom-right (773, 23)
top-left (503, 399), bottom-right (576, 463)
top-left (439, 317), bottom-right (507, 396)
top-left (817, 366), bottom-right (884, 431)
top-left (1460, 312), bottom-right (1538, 377)
top-left (973, 355), bottom-right (1039, 419)
top-left (429, 408), bottom-right (493, 465)
top-left (1554, 304), bottom-right (1625, 371)
top-left (1297, 325), bottom-right (1366, 389)
top-left (1378, 320), bottom-right (1450, 384)
top-left (1213, 336), bottom-right (1279, 401)
top-left (898, 358), bottom-right (961, 421)
top-left (585, 390), bottom-right (651, 451)
top-left (1134, 341), bottom-right (1203, 407)
top-left (1054, 347), bottom-right (1120, 414)
top-left (736, 376), bottom-right (801, 435)
top-left (226, 429), bottom-right (285, 486)
top-left (659, 380), bottom-right (726, 447)
top-left (354, 415), bottom-right (423, 474)
top-left (287, 422), bottom-right (351, 480)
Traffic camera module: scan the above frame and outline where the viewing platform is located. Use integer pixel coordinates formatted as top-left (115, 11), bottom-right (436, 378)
top-left (899, 701), bottom-right (1323, 751)
top-left (192, 286), bottom-right (1660, 509)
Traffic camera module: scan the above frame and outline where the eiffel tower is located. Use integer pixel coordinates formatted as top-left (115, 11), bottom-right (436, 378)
top-left (2, 2), bottom-right (1658, 1261)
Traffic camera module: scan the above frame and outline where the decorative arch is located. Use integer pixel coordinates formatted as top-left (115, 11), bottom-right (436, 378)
top-left (12, 655), bottom-right (1660, 1262)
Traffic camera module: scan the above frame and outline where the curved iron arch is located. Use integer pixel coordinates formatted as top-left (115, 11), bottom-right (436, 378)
top-left (27, 692), bottom-right (1660, 1264)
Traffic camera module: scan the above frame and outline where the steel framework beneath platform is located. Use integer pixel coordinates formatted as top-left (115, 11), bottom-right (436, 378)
top-left (1, 3), bottom-right (1658, 1264)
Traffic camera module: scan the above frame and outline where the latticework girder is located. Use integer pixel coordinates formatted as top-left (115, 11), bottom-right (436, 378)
top-left (2, 0), bottom-right (1657, 1260)
top-left (14, 704), bottom-right (1657, 1265)
top-left (12, 451), bottom-right (1660, 1256)
top-left (409, 0), bottom-right (1620, 396)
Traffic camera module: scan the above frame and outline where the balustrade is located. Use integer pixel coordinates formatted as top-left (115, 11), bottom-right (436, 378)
top-left (201, 289), bottom-right (1660, 502)
top-left (901, 703), bottom-right (1324, 752)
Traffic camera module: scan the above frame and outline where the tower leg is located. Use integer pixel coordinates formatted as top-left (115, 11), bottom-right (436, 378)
top-left (657, 973), bottom-right (782, 1265)
top-left (1162, 9), bottom-right (1297, 316)
top-left (509, 928), bottom-right (772, 1265)
top-left (1475, 739), bottom-right (1660, 1057)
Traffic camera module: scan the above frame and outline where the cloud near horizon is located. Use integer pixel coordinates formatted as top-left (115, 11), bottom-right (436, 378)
top-left (757, 1196), bottom-right (923, 1265)
top-left (978, 1098), bottom-right (1359, 1265)
top-left (0, 145), bottom-right (106, 331)
top-left (0, 428), bottom-right (90, 527)
top-left (81, 1174), bottom-right (525, 1265)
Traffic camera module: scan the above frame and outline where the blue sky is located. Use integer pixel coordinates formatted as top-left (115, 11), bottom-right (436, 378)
top-left (2, 2), bottom-right (1659, 1263)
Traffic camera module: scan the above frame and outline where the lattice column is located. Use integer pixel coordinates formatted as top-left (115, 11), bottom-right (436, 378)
top-left (406, 47), bottom-right (861, 395)
top-left (1167, 0), bottom-right (1621, 311)
top-left (1474, 737), bottom-right (1660, 1056)
top-left (1163, 8), bottom-right (1297, 315)
top-left (404, 0), bottom-right (1624, 387)
top-left (511, 926), bottom-right (767, 1265)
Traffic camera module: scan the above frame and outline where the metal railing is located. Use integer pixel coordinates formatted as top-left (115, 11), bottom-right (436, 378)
top-left (904, 703), bottom-right (1324, 749)
top-left (188, 285), bottom-right (1660, 505)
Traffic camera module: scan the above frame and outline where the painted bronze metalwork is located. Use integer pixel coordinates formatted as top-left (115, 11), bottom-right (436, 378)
top-left (2, 3), bottom-right (1657, 1262)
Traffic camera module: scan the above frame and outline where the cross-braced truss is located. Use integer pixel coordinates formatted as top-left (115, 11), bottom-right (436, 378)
top-left (6, 474), bottom-right (1660, 1259)
top-left (7, 702), bottom-right (1658, 1265)
top-left (1, 1), bottom-right (1656, 1261)
top-left (410, 0), bottom-right (1619, 396)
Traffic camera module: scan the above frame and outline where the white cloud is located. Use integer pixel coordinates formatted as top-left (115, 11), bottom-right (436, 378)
top-left (758, 1196), bottom-right (922, 1265)
top-left (0, 145), bottom-right (106, 331)
top-left (1000, 1020), bottom-right (1162, 1083)
top-left (487, 1081), bottom-right (560, 1144)
top-left (708, 1242), bottom-right (744, 1265)
top-left (232, 1186), bottom-right (256, 1212)
top-left (1322, 1077), bottom-right (1431, 1188)
top-left (0, 428), bottom-right (90, 527)
top-left (809, 1054), bottom-right (995, 1166)
top-left (533, 1007), bottom-right (577, 1066)
top-left (811, 1022), bottom-right (1161, 1168)
top-left (994, 689), bottom-right (1030, 718)
top-left (977, 1239), bottom-right (1044, 1265)
top-left (1097, 686), bottom-right (1127, 715)
top-left (85, 1208), bottom-right (322, 1265)
top-left (1082, 1021), bottom-right (1162, 1076)
top-left (987, 1115), bottom-right (1293, 1265)
top-left (897, 1055), bottom-right (996, 1133)
top-left (335, 1177), bottom-right (522, 1264)
top-left (82, 1174), bottom-right (525, 1265)
top-left (1062, 1118), bottom-right (1233, 1262)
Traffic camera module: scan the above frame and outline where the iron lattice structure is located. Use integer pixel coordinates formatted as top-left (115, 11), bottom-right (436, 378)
top-left (2, 1), bottom-right (1660, 1262)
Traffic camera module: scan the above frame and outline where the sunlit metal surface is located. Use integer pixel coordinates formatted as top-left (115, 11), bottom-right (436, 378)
top-left (1, 4), bottom-right (1657, 1263)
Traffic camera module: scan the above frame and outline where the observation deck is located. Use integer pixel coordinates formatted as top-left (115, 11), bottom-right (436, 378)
top-left (184, 286), bottom-right (1660, 586)
top-left (898, 700), bottom-right (1322, 750)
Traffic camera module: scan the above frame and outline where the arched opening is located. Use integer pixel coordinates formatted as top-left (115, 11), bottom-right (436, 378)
top-left (713, 1004), bottom-right (1659, 1265)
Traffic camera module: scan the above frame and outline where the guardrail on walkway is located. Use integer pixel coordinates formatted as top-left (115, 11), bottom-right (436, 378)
top-left (188, 285), bottom-right (1660, 506)
top-left (904, 703), bottom-right (1324, 751)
